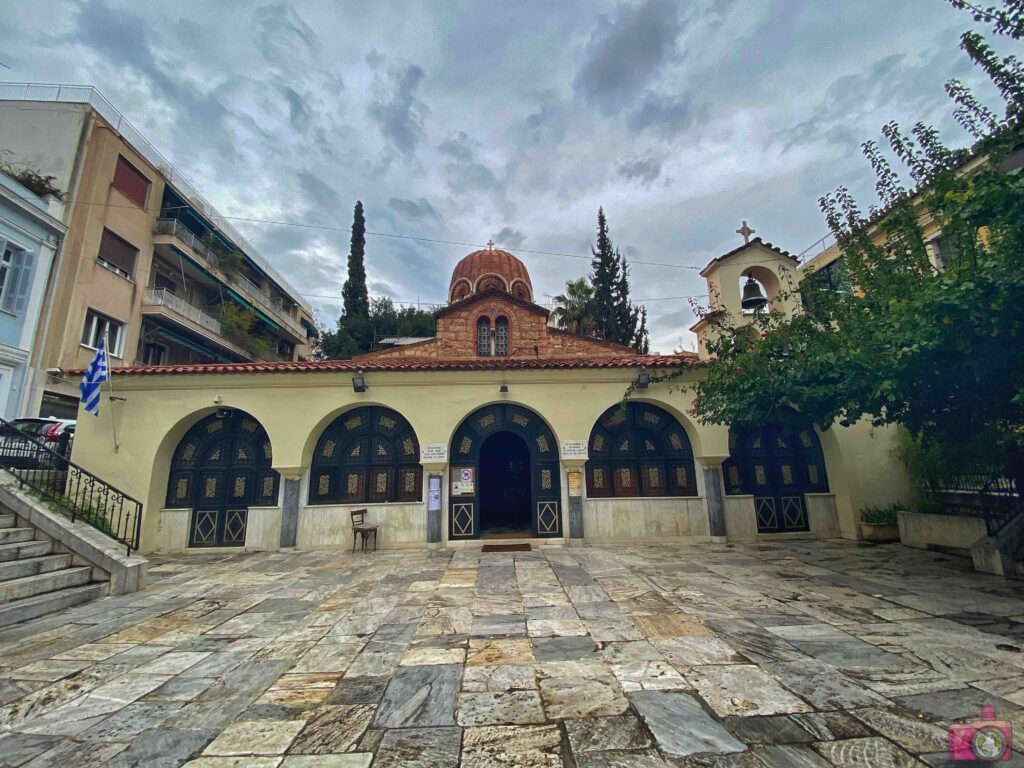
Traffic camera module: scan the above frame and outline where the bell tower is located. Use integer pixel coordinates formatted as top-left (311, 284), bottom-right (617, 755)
top-left (691, 226), bottom-right (803, 359)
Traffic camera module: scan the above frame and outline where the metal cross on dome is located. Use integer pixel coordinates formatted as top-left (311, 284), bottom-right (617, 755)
top-left (736, 221), bottom-right (755, 244)
top-left (486, 239), bottom-right (495, 250)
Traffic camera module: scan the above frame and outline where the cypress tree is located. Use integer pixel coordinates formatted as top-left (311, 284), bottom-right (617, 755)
top-left (341, 201), bottom-right (369, 319)
top-left (589, 207), bottom-right (620, 340)
top-left (613, 251), bottom-right (637, 346)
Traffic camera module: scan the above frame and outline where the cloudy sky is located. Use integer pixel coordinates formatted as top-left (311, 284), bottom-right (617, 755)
top-left (2, 0), bottom-right (1014, 351)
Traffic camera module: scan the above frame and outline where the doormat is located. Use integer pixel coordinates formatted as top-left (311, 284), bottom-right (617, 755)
top-left (481, 543), bottom-right (532, 552)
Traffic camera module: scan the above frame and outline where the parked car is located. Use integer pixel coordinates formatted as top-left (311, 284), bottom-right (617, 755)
top-left (0, 417), bottom-right (76, 468)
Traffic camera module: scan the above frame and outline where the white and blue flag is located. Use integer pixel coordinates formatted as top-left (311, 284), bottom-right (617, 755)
top-left (79, 339), bottom-right (109, 416)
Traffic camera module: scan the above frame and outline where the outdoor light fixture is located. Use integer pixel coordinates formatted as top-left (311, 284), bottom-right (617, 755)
top-left (499, 385), bottom-right (509, 393)
top-left (740, 273), bottom-right (768, 312)
top-left (636, 372), bottom-right (651, 389)
top-left (215, 407), bottom-right (232, 419)
top-left (352, 376), bottom-right (368, 393)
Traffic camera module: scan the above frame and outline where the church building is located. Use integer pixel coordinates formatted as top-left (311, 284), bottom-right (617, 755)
top-left (70, 238), bottom-right (909, 553)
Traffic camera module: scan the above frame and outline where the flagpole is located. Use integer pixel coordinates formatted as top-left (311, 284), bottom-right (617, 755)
top-left (104, 330), bottom-right (120, 453)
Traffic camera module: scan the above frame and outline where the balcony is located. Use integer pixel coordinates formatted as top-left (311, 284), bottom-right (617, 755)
top-left (143, 288), bottom-right (222, 334)
top-left (153, 218), bottom-right (307, 341)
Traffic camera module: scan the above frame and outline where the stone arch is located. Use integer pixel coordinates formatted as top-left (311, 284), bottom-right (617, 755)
top-left (474, 272), bottom-right (510, 293)
top-left (586, 402), bottom-right (698, 498)
top-left (450, 278), bottom-right (472, 303)
top-left (165, 408), bottom-right (279, 547)
top-left (448, 402), bottom-right (562, 539)
top-left (307, 405), bottom-right (422, 505)
top-left (510, 278), bottom-right (532, 301)
top-left (739, 264), bottom-right (783, 311)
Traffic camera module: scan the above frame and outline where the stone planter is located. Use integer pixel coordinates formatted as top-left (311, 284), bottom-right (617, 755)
top-left (859, 522), bottom-right (900, 542)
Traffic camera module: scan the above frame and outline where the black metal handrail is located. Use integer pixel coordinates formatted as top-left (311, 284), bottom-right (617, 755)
top-left (0, 418), bottom-right (142, 555)
top-left (927, 468), bottom-right (1022, 537)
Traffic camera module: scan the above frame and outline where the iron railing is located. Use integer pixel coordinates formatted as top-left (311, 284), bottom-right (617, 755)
top-left (154, 218), bottom-right (307, 339)
top-left (927, 469), bottom-right (1022, 536)
top-left (143, 288), bottom-right (223, 335)
top-left (0, 419), bottom-right (142, 554)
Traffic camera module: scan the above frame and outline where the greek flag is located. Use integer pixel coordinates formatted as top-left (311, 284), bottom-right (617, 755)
top-left (79, 339), bottom-right (109, 416)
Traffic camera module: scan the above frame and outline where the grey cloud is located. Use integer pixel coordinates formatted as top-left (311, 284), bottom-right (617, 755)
top-left (280, 86), bottom-right (310, 131)
top-left (618, 156), bottom-right (663, 184)
top-left (297, 171), bottom-right (341, 210)
top-left (492, 227), bottom-right (526, 249)
top-left (574, 0), bottom-right (683, 112)
top-left (253, 3), bottom-right (319, 70)
top-left (368, 62), bottom-right (428, 157)
top-left (389, 197), bottom-right (442, 225)
top-left (627, 93), bottom-right (696, 134)
top-left (437, 131), bottom-right (500, 194)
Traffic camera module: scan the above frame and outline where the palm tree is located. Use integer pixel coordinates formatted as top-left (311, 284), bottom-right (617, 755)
top-left (552, 278), bottom-right (596, 336)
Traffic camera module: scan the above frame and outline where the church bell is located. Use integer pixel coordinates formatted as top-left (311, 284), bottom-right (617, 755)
top-left (740, 275), bottom-right (768, 312)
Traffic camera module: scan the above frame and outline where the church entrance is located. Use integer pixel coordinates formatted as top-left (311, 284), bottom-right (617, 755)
top-left (479, 431), bottom-right (531, 536)
top-left (449, 403), bottom-right (562, 540)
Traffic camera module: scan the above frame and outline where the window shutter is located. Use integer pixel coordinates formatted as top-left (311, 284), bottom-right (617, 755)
top-left (2, 249), bottom-right (34, 314)
top-left (98, 229), bottom-right (138, 276)
top-left (112, 156), bottom-right (151, 208)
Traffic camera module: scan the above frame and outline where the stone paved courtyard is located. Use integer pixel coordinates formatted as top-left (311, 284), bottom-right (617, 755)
top-left (2, 541), bottom-right (1024, 767)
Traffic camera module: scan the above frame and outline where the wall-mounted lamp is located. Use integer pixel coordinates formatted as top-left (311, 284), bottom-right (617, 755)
top-left (215, 407), bottom-right (232, 419)
top-left (352, 375), bottom-right (368, 393)
top-left (636, 372), bottom-right (651, 390)
top-left (499, 385), bottom-right (509, 394)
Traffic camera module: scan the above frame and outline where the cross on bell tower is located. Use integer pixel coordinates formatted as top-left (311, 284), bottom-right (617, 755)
top-left (736, 220), bottom-right (755, 244)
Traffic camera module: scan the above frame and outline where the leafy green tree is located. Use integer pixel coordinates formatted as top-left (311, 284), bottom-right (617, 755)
top-left (552, 277), bottom-right (596, 335)
top-left (341, 201), bottom-right (369, 319)
top-left (686, 7), bottom-right (1024, 487)
top-left (320, 297), bottom-right (436, 359)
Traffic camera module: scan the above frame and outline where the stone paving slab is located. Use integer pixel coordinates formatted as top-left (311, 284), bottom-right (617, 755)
top-left (0, 540), bottom-right (1023, 765)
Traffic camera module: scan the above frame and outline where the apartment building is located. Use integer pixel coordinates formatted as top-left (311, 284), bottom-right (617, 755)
top-left (0, 84), bottom-right (317, 418)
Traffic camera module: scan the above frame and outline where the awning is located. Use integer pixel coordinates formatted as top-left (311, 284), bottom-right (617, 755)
top-left (148, 322), bottom-right (236, 363)
top-left (165, 245), bottom-right (282, 331)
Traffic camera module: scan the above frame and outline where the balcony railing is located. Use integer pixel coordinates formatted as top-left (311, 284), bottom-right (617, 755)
top-left (0, 82), bottom-right (312, 315)
top-left (154, 218), bottom-right (306, 339)
top-left (0, 419), bottom-right (141, 555)
top-left (143, 288), bottom-right (222, 335)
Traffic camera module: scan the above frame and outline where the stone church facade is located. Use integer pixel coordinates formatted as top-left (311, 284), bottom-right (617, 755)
top-left (71, 241), bottom-right (910, 553)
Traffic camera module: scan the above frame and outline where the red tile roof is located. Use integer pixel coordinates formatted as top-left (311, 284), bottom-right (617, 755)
top-left (77, 354), bottom-right (699, 377)
top-left (700, 237), bottom-right (798, 277)
top-left (450, 247), bottom-right (532, 298)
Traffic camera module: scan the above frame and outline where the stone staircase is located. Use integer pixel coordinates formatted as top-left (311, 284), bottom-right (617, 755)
top-left (0, 509), bottom-right (108, 627)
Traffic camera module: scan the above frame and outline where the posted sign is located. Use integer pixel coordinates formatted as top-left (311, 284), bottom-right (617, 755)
top-left (451, 466), bottom-right (475, 496)
top-left (561, 440), bottom-right (589, 459)
top-left (421, 443), bottom-right (448, 462)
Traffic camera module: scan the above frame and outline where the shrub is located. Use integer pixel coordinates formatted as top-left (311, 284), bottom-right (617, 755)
top-left (859, 503), bottom-right (906, 525)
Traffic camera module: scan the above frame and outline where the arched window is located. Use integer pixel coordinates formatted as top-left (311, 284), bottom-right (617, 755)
top-left (309, 406), bottom-right (421, 505)
top-left (477, 317), bottom-right (492, 356)
top-left (586, 402), bottom-right (697, 498)
top-left (167, 410), bottom-right (279, 547)
top-left (494, 316), bottom-right (509, 356)
top-left (723, 423), bottom-right (829, 533)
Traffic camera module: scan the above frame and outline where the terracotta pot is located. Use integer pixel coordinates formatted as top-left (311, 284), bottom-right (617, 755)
top-left (859, 522), bottom-right (900, 542)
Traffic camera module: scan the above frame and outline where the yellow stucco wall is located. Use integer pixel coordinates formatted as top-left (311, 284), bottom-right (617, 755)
top-left (70, 363), bottom-right (912, 553)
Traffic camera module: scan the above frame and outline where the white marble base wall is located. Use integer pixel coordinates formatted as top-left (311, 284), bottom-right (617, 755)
top-left (726, 494), bottom-right (841, 541)
top-left (583, 497), bottom-right (710, 542)
top-left (297, 503), bottom-right (426, 549)
top-left (724, 496), bottom-right (758, 540)
top-left (245, 507), bottom-right (282, 551)
top-left (155, 508), bottom-right (190, 552)
top-left (806, 494), bottom-right (841, 538)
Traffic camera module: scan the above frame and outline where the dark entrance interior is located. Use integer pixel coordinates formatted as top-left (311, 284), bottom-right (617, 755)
top-left (479, 431), bottom-right (531, 536)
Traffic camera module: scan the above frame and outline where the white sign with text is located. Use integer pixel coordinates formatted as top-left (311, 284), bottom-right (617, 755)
top-left (561, 440), bottom-right (589, 459)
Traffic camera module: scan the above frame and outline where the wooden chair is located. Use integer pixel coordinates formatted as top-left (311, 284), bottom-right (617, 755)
top-left (351, 509), bottom-right (378, 553)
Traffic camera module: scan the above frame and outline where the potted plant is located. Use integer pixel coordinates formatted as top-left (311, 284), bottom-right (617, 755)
top-left (859, 504), bottom-right (904, 542)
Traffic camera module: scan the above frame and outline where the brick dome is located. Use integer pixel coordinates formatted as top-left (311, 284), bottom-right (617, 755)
top-left (449, 244), bottom-right (533, 303)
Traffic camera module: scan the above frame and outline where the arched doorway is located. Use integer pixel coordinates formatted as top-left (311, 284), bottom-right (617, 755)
top-left (723, 423), bottom-right (829, 533)
top-left (479, 431), bottom-right (531, 535)
top-left (166, 410), bottom-right (279, 547)
top-left (449, 403), bottom-right (561, 539)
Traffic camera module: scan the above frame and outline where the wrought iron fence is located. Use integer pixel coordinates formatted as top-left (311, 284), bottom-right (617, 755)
top-left (926, 468), bottom-right (1022, 536)
top-left (0, 419), bottom-right (142, 554)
